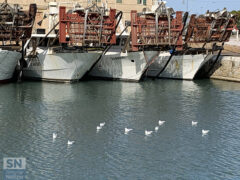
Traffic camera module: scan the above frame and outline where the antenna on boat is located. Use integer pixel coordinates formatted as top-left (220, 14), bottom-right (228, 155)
top-left (182, 0), bottom-right (189, 11)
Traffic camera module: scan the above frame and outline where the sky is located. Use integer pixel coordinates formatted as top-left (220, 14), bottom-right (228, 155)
top-left (165, 0), bottom-right (240, 14)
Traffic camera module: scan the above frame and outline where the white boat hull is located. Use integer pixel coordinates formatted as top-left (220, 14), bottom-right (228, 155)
top-left (0, 50), bottom-right (20, 82)
top-left (23, 48), bottom-right (101, 82)
top-left (147, 51), bottom-right (214, 80)
top-left (89, 50), bottom-right (160, 82)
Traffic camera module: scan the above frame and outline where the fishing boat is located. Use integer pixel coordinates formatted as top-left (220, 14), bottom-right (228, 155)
top-left (147, 8), bottom-right (236, 80)
top-left (90, 1), bottom-right (235, 81)
top-left (23, 3), bottom-right (118, 82)
top-left (89, 1), bottom-right (185, 81)
top-left (146, 52), bottom-right (216, 80)
top-left (88, 36), bottom-right (159, 82)
top-left (0, 1), bottom-right (36, 82)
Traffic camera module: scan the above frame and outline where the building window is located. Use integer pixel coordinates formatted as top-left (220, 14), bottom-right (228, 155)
top-left (116, 0), bottom-right (122, 3)
top-left (137, 0), bottom-right (146, 5)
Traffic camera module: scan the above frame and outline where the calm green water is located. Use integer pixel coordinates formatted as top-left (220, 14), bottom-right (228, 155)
top-left (0, 79), bottom-right (240, 180)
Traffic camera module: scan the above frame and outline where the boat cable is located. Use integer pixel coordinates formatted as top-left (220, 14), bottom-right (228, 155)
top-left (83, 11), bottom-right (123, 78)
top-left (19, 21), bottom-right (60, 82)
top-left (37, 22), bottom-right (60, 48)
top-left (140, 50), bottom-right (161, 81)
top-left (153, 49), bottom-right (175, 79)
top-left (103, 11), bottom-right (123, 55)
top-left (16, 9), bottom-right (37, 82)
top-left (17, 38), bottom-right (25, 82)
top-left (140, 9), bottom-right (170, 80)
top-left (27, 21), bottom-right (60, 58)
top-left (152, 12), bottom-right (188, 80)
top-left (205, 42), bottom-right (224, 77)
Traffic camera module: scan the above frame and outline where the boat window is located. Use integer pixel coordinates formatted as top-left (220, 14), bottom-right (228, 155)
top-left (36, 29), bottom-right (46, 34)
top-left (137, 0), bottom-right (146, 5)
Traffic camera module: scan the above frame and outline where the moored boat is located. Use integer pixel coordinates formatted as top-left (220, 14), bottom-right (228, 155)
top-left (0, 2), bottom-right (37, 82)
top-left (147, 8), bottom-right (236, 80)
top-left (89, 1), bottom-right (185, 82)
top-left (146, 52), bottom-right (216, 80)
top-left (89, 38), bottom-right (161, 82)
top-left (23, 44), bottom-right (102, 82)
top-left (23, 3), bottom-right (118, 82)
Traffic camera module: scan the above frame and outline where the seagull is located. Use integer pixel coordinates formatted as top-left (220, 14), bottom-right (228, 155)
top-left (100, 122), bottom-right (105, 127)
top-left (159, 120), bottom-right (165, 126)
top-left (202, 130), bottom-right (209, 136)
top-left (125, 128), bottom-right (133, 134)
top-left (192, 121), bottom-right (198, 126)
top-left (67, 140), bottom-right (75, 145)
top-left (52, 133), bottom-right (57, 139)
top-left (96, 126), bottom-right (102, 130)
top-left (155, 126), bottom-right (159, 132)
top-left (145, 130), bottom-right (153, 136)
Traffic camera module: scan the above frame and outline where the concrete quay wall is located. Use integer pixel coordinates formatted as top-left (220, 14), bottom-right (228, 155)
top-left (209, 56), bottom-right (240, 82)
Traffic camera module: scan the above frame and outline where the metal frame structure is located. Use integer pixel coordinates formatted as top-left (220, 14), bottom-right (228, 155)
top-left (59, 5), bottom-right (117, 47)
top-left (130, 7), bottom-right (184, 51)
top-left (185, 9), bottom-right (236, 43)
top-left (0, 1), bottom-right (37, 48)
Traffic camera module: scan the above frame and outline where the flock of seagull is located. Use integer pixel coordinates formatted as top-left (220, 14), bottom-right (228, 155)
top-left (52, 132), bottom-right (74, 145)
top-left (192, 121), bottom-right (210, 136)
top-left (52, 120), bottom-right (210, 145)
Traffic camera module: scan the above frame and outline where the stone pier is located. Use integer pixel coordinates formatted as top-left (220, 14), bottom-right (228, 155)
top-left (196, 39), bottom-right (240, 82)
top-left (209, 55), bottom-right (240, 82)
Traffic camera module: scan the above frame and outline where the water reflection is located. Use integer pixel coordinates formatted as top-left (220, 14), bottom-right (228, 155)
top-left (210, 79), bottom-right (240, 91)
top-left (0, 80), bottom-right (239, 179)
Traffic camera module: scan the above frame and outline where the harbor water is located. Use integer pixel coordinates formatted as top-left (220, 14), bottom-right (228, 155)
top-left (0, 79), bottom-right (240, 179)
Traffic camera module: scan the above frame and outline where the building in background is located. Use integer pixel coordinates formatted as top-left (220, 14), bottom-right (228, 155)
top-left (6, 0), bottom-right (153, 33)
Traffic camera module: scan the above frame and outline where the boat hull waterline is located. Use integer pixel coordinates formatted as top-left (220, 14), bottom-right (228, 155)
top-left (89, 50), bottom-right (161, 82)
top-left (147, 52), bottom-right (215, 80)
top-left (23, 48), bottom-right (102, 82)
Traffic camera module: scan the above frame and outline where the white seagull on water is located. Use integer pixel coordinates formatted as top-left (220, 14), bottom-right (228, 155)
top-left (155, 126), bottom-right (159, 132)
top-left (100, 122), bottom-right (105, 127)
top-left (158, 120), bottom-right (165, 126)
top-left (202, 130), bottom-right (209, 136)
top-left (125, 128), bottom-right (133, 134)
top-left (145, 130), bottom-right (153, 136)
top-left (52, 133), bottom-right (57, 139)
top-left (67, 140), bottom-right (75, 145)
top-left (96, 126), bottom-right (102, 130)
top-left (192, 121), bottom-right (198, 126)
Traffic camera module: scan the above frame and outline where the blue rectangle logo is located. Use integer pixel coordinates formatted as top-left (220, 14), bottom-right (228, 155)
top-left (3, 158), bottom-right (26, 180)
